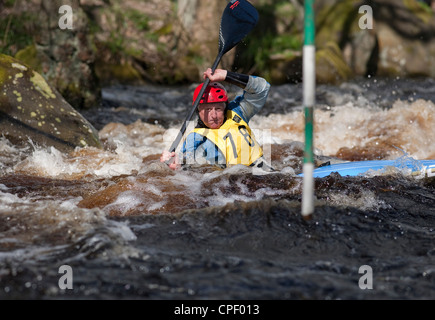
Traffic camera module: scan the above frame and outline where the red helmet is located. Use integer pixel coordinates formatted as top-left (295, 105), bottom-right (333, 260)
top-left (193, 82), bottom-right (228, 105)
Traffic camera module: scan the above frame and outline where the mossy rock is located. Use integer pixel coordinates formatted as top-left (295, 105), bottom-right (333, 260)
top-left (14, 44), bottom-right (43, 74)
top-left (0, 54), bottom-right (102, 152)
top-left (267, 52), bottom-right (303, 84)
top-left (95, 60), bottom-right (144, 86)
top-left (315, 0), bottom-right (360, 49)
top-left (316, 41), bottom-right (353, 84)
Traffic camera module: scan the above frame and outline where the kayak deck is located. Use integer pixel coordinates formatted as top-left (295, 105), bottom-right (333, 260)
top-left (298, 159), bottom-right (435, 178)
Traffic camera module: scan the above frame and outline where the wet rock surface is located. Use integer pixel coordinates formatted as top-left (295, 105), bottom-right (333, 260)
top-left (0, 54), bottom-right (102, 152)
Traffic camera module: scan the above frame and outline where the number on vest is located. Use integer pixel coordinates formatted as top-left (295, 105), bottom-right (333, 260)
top-left (223, 132), bottom-right (238, 159)
top-left (223, 125), bottom-right (256, 160)
top-left (238, 125), bottom-right (255, 147)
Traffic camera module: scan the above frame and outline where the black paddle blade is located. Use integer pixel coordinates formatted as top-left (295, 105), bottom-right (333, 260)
top-left (219, 0), bottom-right (259, 54)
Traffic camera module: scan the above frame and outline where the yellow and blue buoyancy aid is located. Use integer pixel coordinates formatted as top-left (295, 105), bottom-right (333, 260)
top-left (190, 109), bottom-right (263, 166)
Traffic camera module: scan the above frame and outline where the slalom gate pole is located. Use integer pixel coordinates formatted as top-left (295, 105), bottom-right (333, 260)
top-left (301, 0), bottom-right (315, 219)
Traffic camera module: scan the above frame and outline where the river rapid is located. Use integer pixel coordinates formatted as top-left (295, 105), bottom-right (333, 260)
top-left (0, 77), bottom-right (434, 300)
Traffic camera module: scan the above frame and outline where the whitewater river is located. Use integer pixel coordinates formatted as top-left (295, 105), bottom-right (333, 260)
top-left (0, 76), bottom-right (434, 301)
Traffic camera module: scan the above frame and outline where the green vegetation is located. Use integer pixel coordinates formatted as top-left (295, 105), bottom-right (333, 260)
top-left (233, 1), bottom-right (303, 80)
top-left (106, 31), bottom-right (126, 55)
top-left (4, 0), bottom-right (16, 7)
top-left (404, 0), bottom-right (434, 23)
top-left (247, 33), bottom-right (302, 72)
top-left (99, 6), bottom-right (158, 57)
top-left (0, 13), bottom-right (36, 56)
top-left (15, 44), bottom-right (42, 73)
top-left (126, 9), bottom-right (150, 31)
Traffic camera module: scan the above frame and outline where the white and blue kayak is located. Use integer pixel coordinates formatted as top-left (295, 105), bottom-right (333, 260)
top-left (299, 159), bottom-right (435, 178)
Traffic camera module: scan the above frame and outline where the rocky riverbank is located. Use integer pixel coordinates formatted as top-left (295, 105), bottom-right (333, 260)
top-left (1, 0), bottom-right (434, 109)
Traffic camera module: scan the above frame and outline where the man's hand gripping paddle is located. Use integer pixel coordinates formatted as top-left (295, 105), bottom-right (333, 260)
top-left (165, 0), bottom-right (259, 165)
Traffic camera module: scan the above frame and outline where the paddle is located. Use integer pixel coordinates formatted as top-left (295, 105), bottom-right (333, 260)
top-left (166, 0), bottom-right (259, 159)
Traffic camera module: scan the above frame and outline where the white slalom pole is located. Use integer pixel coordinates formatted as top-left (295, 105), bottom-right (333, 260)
top-left (301, 0), bottom-right (315, 219)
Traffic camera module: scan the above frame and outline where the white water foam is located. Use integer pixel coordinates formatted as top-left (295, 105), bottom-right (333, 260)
top-left (251, 99), bottom-right (435, 160)
top-left (327, 190), bottom-right (391, 212)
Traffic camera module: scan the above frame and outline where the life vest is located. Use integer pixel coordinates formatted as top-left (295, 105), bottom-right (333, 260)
top-left (192, 109), bottom-right (263, 166)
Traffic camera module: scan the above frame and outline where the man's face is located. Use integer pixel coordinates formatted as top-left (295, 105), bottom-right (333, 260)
top-left (198, 103), bottom-right (226, 129)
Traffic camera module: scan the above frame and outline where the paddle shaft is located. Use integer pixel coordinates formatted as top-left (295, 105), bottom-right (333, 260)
top-left (168, 51), bottom-right (223, 154)
top-left (165, 0), bottom-right (259, 162)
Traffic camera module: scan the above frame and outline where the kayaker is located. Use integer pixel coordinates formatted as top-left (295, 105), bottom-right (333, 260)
top-left (160, 68), bottom-right (272, 171)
